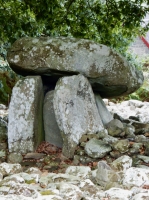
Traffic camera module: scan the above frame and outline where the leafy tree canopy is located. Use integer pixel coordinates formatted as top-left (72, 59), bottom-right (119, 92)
top-left (1, 0), bottom-right (149, 53)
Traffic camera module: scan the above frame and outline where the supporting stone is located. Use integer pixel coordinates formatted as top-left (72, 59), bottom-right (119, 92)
top-left (8, 76), bottom-right (44, 154)
top-left (53, 74), bottom-right (104, 158)
top-left (94, 94), bottom-right (113, 126)
top-left (43, 90), bottom-right (63, 148)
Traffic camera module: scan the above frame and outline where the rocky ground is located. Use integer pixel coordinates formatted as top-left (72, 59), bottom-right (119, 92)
top-left (1, 100), bottom-right (149, 199)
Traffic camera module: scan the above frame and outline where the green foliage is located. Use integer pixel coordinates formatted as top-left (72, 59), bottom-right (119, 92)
top-left (1, 0), bottom-right (149, 52)
top-left (0, 56), bottom-right (19, 105)
top-left (122, 51), bottom-right (143, 70)
top-left (1, 0), bottom-right (149, 104)
top-left (141, 56), bottom-right (149, 70)
top-left (127, 85), bottom-right (149, 101)
top-left (113, 67), bottom-right (149, 103)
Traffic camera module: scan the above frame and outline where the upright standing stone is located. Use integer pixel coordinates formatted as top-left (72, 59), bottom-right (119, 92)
top-left (94, 94), bottom-right (113, 126)
top-left (53, 74), bottom-right (104, 158)
top-left (43, 90), bottom-right (63, 148)
top-left (8, 76), bottom-right (44, 153)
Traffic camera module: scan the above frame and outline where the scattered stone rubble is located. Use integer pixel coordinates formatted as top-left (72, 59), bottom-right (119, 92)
top-left (1, 100), bottom-right (149, 199)
top-left (0, 157), bottom-right (149, 199)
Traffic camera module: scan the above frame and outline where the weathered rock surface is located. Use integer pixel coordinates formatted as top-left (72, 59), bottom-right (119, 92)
top-left (112, 139), bottom-right (130, 153)
top-left (106, 119), bottom-right (124, 137)
top-left (85, 138), bottom-right (112, 158)
top-left (94, 94), bottom-right (113, 126)
top-left (123, 167), bottom-right (149, 188)
top-left (7, 36), bottom-right (144, 98)
top-left (96, 161), bottom-right (121, 188)
top-left (53, 74), bottom-right (104, 158)
top-left (43, 90), bottom-right (63, 148)
top-left (107, 99), bottom-right (149, 123)
top-left (8, 76), bottom-right (44, 154)
top-left (111, 155), bottom-right (132, 172)
top-left (1, 155), bottom-right (149, 199)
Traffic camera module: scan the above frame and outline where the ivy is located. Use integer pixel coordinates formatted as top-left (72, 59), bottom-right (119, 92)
top-left (0, 0), bottom-right (149, 53)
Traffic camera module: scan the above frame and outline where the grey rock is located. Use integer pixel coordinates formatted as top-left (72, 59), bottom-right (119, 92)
top-left (135, 128), bottom-right (149, 135)
top-left (0, 160), bottom-right (149, 199)
top-left (123, 123), bottom-right (135, 138)
top-left (18, 172), bottom-right (40, 184)
top-left (25, 167), bottom-right (42, 176)
top-left (79, 156), bottom-right (96, 165)
top-left (129, 143), bottom-right (143, 154)
top-left (73, 155), bottom-right (80, 165)
top-left (94, 94), bottom-right (113, 126)
top-left (110, 151), bottom-right (122, 159)
top-left (132, 157), bottom-right (142, 167)
top-left (65, 166), bottom-right (91, 179)
top-left (99, 188), bottom-right (133, 200)
top-left (96, 161), bottom-right (121, 187)
top-left (7, 153), bottom-right (23, 164)
top-left (137, 155), bottom-right (149, 164)
top-left (0, 195), bottom-right (63, 200)
top-left (51, 173), bottom-right (80, 184)
top-left (112, 139), bottom-right (130, 153)
top-left (7, 36), bottom-right (144, 98)
top-left (53, 74), bottom-right (104, 158)
top-left (129, 116), bottom-right (140, 121)
top-left (106, 119), bottom-right (124, 137)
top-left (59, 182), bottom-right (83, 200)
top-left (24, 153), bottom-right (46, 160)
top-left (111, 155), bottom-right (132, 172)
top-left (85, 138), bottom-right (112, 158)
top-left (135, 135), bottom-right (148, 143)
top-left (8, 76), bottom-right (44, 154)
top-left (137, 165), bottom-right (149, 169)
top-left (132, 193), bottom-right (149, 200)
top-left (132, 121), bottom-right (149, 129)
top-left (0, 182), bottom-right (38, 197)
top-left (113, 113), bottom-right (125, 123)
top-left (43, 90), bottom-right (63, 148)
top-left (102, 135), bottom-right (118, 145)
top-left (0, 162), bottom-right (22, 176)
top-left (79, 179), bottom-right (99, 197)
top-left (123, 167), bottom-right (149, 188)
top-left (129, 99), bottom-right (144, 108)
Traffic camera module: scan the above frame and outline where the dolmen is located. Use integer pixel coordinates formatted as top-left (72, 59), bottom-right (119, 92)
top-left (7, 37), bottom-right (144, 158)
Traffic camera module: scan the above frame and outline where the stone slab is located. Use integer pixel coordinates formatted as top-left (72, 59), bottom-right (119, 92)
top-left (8, 76), bottom-right (44, 153)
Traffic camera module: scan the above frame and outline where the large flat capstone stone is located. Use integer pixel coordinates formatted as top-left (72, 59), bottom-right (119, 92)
top-left (8, 76), bottom-right (44, 153)
top-left (53, 74), bottom-right (104, 158)
top-left (7, 37), bottom-right (144, 98)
